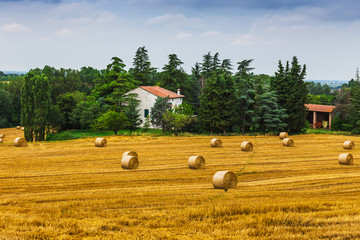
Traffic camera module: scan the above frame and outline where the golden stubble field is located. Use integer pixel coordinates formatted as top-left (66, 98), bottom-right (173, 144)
top-left (1, 128), bottom-right (360, 239)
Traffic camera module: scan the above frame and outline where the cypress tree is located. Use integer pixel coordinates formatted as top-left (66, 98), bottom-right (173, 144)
top-left (21, 72), bottom-right (51, 142)
top-left (33, 74), bottom-right (51, 141)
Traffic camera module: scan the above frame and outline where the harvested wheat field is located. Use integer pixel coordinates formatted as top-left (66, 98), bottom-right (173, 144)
top-left (1, 128), bottom-right (360, 239)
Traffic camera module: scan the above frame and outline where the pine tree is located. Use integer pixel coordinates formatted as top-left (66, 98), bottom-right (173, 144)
top-left (236, 77), bottom-right (256, 134)
top-left (199, 73), bottom-right (237, 134)
top-left (160, 54), bottom-right (197, 107)
top-left (257, 91), bottom-right (288, 133)
top-left (131, 46), bottom-right (155, 85)
top-left (92, 57), bottom-right (139, 111)
top-left (234, 59), bottom-right (256, 134)
top-left (201, 52), bottom-right (213, 80)
top-left (236, 59), bottom-right (254, 80)
top-left (212, 52), bottom-right (221, 72)
top-left (187, 63), bottom-right (202, 110)
top-left (160, 53), bottom-right (187, 92)
top-left (220, 59), bottom-right (233, 75)
top-left (271, 56), bottom-right (307, 133)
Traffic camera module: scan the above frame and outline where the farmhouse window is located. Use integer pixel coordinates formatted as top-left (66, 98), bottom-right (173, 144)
top-left (144, 109), bottom-right (149, 118)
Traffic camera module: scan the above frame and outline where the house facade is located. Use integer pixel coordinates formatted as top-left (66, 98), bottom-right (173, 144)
top-left (126, 86), bottom-right (185, 128)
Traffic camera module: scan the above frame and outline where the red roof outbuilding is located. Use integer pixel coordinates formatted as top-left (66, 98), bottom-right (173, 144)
top-left (305, 104), bottom-right (336, 113)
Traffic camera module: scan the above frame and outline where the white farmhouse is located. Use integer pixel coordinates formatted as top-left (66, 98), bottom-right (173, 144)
top-left (126, 86), bottom-right (185, 128)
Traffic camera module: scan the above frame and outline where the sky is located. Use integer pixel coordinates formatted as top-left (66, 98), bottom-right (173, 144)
top-left (0, 0), bottom-right (360, 80)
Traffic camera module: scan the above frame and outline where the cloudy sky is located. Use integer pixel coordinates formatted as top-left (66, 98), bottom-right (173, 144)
top-left (0, 0), bottom-right (359, 80)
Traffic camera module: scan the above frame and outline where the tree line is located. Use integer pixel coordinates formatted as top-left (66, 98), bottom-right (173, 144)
top-left (1, 46), bottom-right (356, 141)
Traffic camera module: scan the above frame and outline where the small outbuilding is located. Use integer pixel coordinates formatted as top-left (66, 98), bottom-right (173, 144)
top-left (305, 104), bottom-right (336, 130)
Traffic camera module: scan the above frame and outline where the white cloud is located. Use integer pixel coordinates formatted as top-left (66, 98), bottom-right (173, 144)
top-left (55, 28), bottom-right (72, 37)
top-left (1, 23), bottom-right (29, 33)
top-left (231, 34), bottom-right (257, 46)
top-left (96, 12), bottom-right (116, 23)
top-left (175, 32), bottom-right (192, 39)
top-left (202, 30), bottom-right (222, 37)
top-left (251, 10), bottom-right (321, 34)
top-left (146, 13), bottom-right (201, 27)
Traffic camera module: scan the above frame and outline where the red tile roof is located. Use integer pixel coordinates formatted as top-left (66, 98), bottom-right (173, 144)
top-left (305, 104), bottom-right (336, 113)
top-left (140, 86), bottom-right (184, 98)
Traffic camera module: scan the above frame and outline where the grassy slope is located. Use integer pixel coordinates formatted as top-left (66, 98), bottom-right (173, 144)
top-left (0, 128), bottom-right (360, 239)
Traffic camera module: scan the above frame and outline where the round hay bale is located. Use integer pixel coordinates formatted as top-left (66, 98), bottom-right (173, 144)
top-left (95, 137), bottom-right (107, 147)
top-left (343, 141), bottom-right (355, 150)
top-left (21, 127), bottom-right (24, 131)
top-left (279, 132), bottom-right (289, 139)
top-left (14, 137), bottom-right (27, 147)
top-left (282, 138), bottom-right (294, 147)
top-left (0, 134), bottom-right (5, 138)
top-left (339, 153), bottom-right (353, 165)
top-left (212, 171), bottom-right (238, 190)
top-left (122, 151), bottom-right (138, 159)
top-left (16, 126), bottom-right (21, 129)
top-left (241, 141), bottom-right (253, 152)
top-left (121, 155), bottom-right (139, 169)
top-left (188, 156), bottom-right (205, 169)
top-left (0, 139), bottom-right (3, 143)
top-left (210, 138), bottom-right (222, 148)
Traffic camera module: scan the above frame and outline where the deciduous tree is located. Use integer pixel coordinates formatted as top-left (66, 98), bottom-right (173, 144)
top-left (150, 97), bottom-right (171, 133)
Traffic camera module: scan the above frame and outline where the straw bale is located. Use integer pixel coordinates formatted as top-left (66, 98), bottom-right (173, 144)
top-left (343, 141), bottom-right (355, 150)
top-left (282, 138), bottom-right (294, 147)
top-left (188, 156), bottom-right (205, 169)
top-left (16, 126), bottom-right (21, 129)
top-left (14, 137), bottom-right (27, 147)
top-left (21, 127), bottom-right (24, 131)
top-left (210, 138), bottom-right (222, 148)
top-left (121, 155), bottom-right (139, 169)
top-left (95, 137), bottom-right (107, 147)
top-left (212, 171), bottom-right (238, 190)
top-left (0, 134), bottom-right (4, 138)
top-left (241, 141), bottom-right (253, 152)
top-left (339, 153), bottom-right (353, 165)
top-left (0, 139), bottom-right (2, 143)
top-left (279, 132), bottom-right (289, 139)
top-left (122, 151), bottom-right (138, 158)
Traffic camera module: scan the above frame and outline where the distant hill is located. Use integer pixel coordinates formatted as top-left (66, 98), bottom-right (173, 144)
top-left (3, 71), bottom-right (27, 75)
top-left (305, 79), bottom-right (348, 88)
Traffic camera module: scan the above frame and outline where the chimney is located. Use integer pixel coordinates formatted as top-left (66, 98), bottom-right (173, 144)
top-left (177, 88), bottom-right (180, 95)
